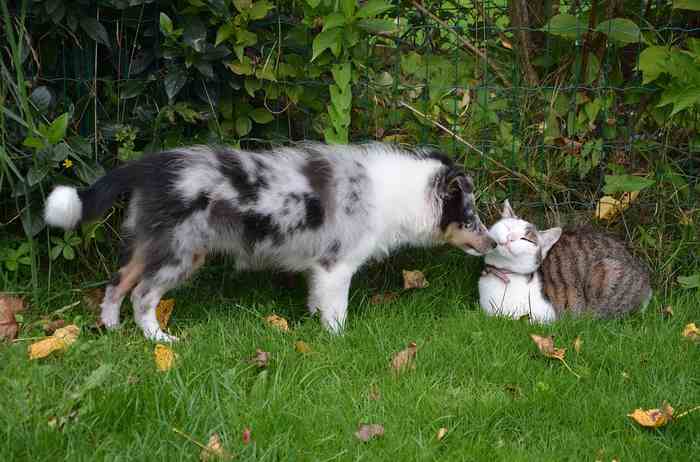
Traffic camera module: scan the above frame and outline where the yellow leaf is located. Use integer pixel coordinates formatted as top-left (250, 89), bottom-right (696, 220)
top-left (402, 270), bottom-right (429, 289)
top-left (156, 299), bottom-right (176, 330)
top-left (154, 344), bottom-right (175, 371)
top-left (530, 334), bottom-right (566, 360)
top-left (682, 322), bottom-right (699, 340)
top-left (573, 335), bottom-right (582, 354)
top-left (265, 314), bottom-right (289, 332)
top-left (200, 432), bottom-right (232, 460)
top-left (390, 341), bottom-right (417, 374)
top-left (436, 427), bottom-right (448, 441)
top-left (28, 324), bottom-right (80, 360)
top-left (628, 403), bottom-right (674, 428)
top-left (595, 191), bottom-right (639, 221)
top-left (294, 340), bottom-right (312, 354)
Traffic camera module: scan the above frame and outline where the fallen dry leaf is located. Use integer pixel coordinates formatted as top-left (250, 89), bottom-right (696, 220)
top-left (368, 384), bottom-right (381, 401)
top-left (242, 427), bottom-right (251, 445)
top-left (573, 335), bottom-right (583, 354)
top-left (154, 344), bottom-right (175, 371)
top-left (28, 325), bottom-right (80, 359)
top-left (82, 288), bottom-right (104, 314)
top-left (249, 349), bottom-right (270, 368)
top-left (530, 334), bottom-right (566, 360)
top-left (0, 294), bottom-right (24, 341)
top-left (200, 432), bottom-right (232, 461)
top-left (595, 191), bottom-right (639, 221)
top-left (294, 340), bottom-right (312, 354)
top-left (156, 298), bottom-right (175, 330)
top-left (390, 341), bottom-right (417, 374)
top-left (43, 319), bottom-right (66, 335)
top-left (402, 270), bottom-right (429, 289)
top-left (265, 314), bottom-right (289, 332)
top-left (436, 427), bottom-right (448, 441)
top-left (660, 306), bottom-right (674, 318)
top-left (370, 292), bottom-right (399, 305)
top-left (628, 402), bottom-right (674, 428)
top-left (355, 423), bottom-right (384, 442)
top-left (682, 323), bottom-right (699, 340)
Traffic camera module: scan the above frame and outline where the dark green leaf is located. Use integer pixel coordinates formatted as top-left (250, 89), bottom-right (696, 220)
top-left (30, 86), bottom-right (53, 111)
top-left (235, 116), bottom-right (252, 136)
top-left (63, 246), bottom-right (76, 260)
top-left (323, 13), bottom-right (346, 31)
top-left (80, 17), bottom-right (111, 47)
top-left (50, 245), bottom-right (63, 261)
top-left (357, 18), bottom-right (397, 35)
top-left (673, 0), bottom-right (700, 11)
top-left (312, 29), bottom-right (342, 61)
top-left (22, 209), bottom-right (45, 238)
top-left (183, 17), bottom-right (207, 52)
top-left (47, 113), bottom-right (70, 145)
top-left (215, 23), bottom-right (235, 46)
top-left (160, 12), bottom-right (174, 35)
top-left (356, 0), bottom-right (393, 19)
top-left (596, 19), bottom-right (640, 44)
top-left (249, 0), bottom-right (275, 20)
top-left (165, 69), bottom-right (188, 101)
top-left (603, 174), bottom-right (655, 194)
top-left (27, 164), bottom-right (50, 186)
top-left (250, 108), bottom-right (274, 124)
top-left (541, 14), bottom-right (587, 40)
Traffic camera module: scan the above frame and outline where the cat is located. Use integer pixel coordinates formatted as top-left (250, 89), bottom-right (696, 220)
top-left (478, 200), bottom-right (652, 323)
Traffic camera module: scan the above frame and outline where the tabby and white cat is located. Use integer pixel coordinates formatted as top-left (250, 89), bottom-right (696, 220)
top-left (478, 200), bottom-right (652, 323)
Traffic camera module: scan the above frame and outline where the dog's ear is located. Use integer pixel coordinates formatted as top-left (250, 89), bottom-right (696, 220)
top-left (440, 170), bottom-right (477, 228)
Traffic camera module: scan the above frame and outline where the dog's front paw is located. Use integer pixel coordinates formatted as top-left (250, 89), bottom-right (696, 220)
top-left (320, 315), bottom-right (346, 335)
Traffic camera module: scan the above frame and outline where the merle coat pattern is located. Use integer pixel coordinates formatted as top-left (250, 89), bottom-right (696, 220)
top-left (44, 143), bottom-right (494, 341)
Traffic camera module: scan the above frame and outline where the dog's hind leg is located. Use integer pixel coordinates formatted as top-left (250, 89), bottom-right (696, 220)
top-left (131, 250), bottom-right (206, 342)
top-left (308, 263), bottom-right (356, 334)
top-left (100, 240), bottom-right (144, 329)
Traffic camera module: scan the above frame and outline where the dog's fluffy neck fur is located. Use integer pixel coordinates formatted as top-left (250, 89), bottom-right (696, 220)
top-left (364, 151), bottom-right (443, 254)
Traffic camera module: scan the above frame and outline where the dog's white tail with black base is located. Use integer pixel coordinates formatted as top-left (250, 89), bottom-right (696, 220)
top-left (44, 163), bottom-right (145, 230)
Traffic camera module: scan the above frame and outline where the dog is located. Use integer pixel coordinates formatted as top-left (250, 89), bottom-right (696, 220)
top-left (44, 142), bottom-right (495, 341)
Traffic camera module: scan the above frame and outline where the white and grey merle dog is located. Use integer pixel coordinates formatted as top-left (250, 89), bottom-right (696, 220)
top-left (44, 142), bottom-right (495, 341)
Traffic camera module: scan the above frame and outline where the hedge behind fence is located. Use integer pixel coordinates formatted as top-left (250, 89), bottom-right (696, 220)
top-left (1, 0), bottom-right (699, 290)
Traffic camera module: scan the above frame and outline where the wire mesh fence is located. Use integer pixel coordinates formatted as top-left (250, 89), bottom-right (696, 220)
top-left (2, 0), bottom-right (698, 286)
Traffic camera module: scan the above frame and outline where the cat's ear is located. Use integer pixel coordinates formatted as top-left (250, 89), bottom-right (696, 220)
top-left (501, 199), bottom-right (516, 218)
top-left (538, 227), bottom-right (562, 259)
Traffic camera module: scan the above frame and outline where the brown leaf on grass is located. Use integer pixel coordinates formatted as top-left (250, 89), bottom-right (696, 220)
top-left (595, 191), bottom-right (639, 221)
top-left (402, 270), bottom-right (429, 289)
top-left (200, 432), bottom-right (233, 461)
top-left (82, 288), bottom-right (104, 314)
top-left (249, 349), bottom-right (270, 368)
top-left (682, 323), bottom-right (699, 340)
top-left (573, 335), bottom-right (583, 354)
top-left (390, 341), bottom-right (417, 374)
top-left (294, 340), bottom-right (312, 354)
top-left (436, 427), bottom-right (448, 441)
top-left (242, 427), bottom-right (251, 445)
top-left (628, 402), bottom-right (674, 428)
top-left (660, 306), bottom-right (674, 318)
top-left (530, 334), bottom-right (566, 360)
top-left (370, 292), bottom-right (399, 305)
top-left (264, 314), bottom-right (289, 332)
top-left (368, 384), bottom-right (381, 401)
top-left (43, 319), bottom-right (66, 335)
top-left (28, 325), bottom-right (80, 359)
top-left (0, 294), bottom-right (24, 341)
top-left (156, 298), bottom-right (175, 330)
top-left (154, 344), bottom-right (175, 372)
top-left (354, 423), bottom-right (384, 442)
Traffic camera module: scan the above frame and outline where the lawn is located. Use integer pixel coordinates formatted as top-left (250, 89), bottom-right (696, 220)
top-left (2, 247), bottom-right (699, 461)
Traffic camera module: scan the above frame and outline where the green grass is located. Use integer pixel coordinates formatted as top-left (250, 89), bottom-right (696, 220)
top-left (2, 248), bottom-right (699, 461)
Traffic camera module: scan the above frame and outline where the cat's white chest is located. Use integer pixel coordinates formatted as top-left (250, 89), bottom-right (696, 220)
top-left (478, 273), bottom-right (556, 323)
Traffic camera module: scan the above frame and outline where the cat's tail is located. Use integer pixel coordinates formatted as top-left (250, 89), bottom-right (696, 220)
top-left (44, 162), bottom-right (147, 230)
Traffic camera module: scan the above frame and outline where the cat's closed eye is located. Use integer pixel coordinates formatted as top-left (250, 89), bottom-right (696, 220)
top-left (520, 236), bottom-right (536, 244)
